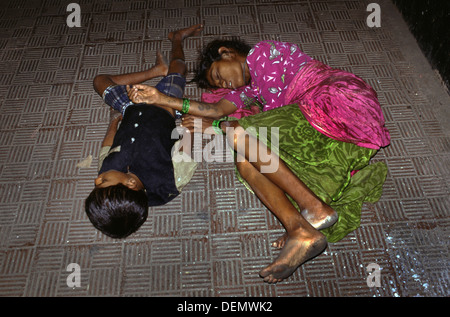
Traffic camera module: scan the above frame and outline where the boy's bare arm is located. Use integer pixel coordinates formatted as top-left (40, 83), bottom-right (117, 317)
top-left (127, 84), bottom-right (237, 119)
top-left (102, 114), bottom-right (122, 147)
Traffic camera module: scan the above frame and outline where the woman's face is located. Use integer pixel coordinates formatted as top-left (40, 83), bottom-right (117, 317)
top-left (206, 47), bottom-right (250, 89)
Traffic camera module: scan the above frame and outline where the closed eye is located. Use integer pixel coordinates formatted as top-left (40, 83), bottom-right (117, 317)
top-left (213, 71), bottom-right (220, 84)
top-left (208, 65), bottom-right (221, 87)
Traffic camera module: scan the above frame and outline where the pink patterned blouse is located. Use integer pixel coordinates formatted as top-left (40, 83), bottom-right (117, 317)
top-left (223, 40), bottom-right (312, 112)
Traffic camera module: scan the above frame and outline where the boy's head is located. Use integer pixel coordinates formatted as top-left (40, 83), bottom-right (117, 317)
top-left (193, 38), bottom-right (252, 89)
top-left (85, 183), bottom-right (148, 239)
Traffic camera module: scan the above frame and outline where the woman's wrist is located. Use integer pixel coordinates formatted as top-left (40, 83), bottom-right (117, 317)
top-left (181, 98), bottom-right (190, 114)
top-left (212, 119), bottom-right (223, 134)
top-left (212, 117), bottom-right (229, 134)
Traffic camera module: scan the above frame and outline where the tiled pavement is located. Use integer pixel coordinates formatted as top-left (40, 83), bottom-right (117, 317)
top-left (0, 0), bottom-right (448, 297)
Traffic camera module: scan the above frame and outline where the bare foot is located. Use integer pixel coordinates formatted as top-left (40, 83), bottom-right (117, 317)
top-left (261, 229), bottom-right (327, 283)
top-left (151, 51), bottom-right (168, 77)
top-left (168, 23), bottom-right (204, 41)
top-left (271, 234), bottom-right (287, 249)
top-left (271, 205), bottom-right (337, 249)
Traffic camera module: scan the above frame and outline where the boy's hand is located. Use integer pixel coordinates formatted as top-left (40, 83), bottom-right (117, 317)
top-left (127, 84), bottom-right (160, 104)
top-left (109, 110), bottom-right (122, 123)
top-left (111, 113), bottom-right (122, 126)
top-left (102, 113), bottom-right (122, 147)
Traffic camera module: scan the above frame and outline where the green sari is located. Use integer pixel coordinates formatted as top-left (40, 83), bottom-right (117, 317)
top-left (236, 104), bottom-right (387, 243)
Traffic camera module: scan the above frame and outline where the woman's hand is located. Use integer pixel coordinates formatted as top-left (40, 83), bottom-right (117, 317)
top-left (181, 114), bottom-right (217, 134)
top-left (127, 84), bottom-right (160, 104)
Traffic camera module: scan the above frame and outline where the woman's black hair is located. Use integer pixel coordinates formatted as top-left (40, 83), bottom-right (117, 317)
top-left (192, 38), bottom-right (252, 89)
top-left (85, 184), bottom-right (148, 239)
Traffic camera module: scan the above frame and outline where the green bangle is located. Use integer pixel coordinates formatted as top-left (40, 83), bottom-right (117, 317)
top-left (181, 98), bottom-right (190, 114)
top-left (212, 119), bottom-right (225, 135)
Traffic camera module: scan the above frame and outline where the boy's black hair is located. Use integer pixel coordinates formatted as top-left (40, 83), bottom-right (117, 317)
top-left (85, 184), bottom-right (148, 239)
top-left (192, 38), bottom-right (252, 89)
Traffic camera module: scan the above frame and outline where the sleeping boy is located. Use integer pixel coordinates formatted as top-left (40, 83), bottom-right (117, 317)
top-left (84, 24), bottom-right (203, 238)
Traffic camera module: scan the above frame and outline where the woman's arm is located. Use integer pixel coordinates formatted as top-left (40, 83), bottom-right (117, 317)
top-left (127, 84), bottom-right (237, 119)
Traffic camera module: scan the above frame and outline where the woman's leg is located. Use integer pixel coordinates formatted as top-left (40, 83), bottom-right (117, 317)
top-left (227, 123), bottom-right (331, 283)
top-left (235, 154), bottom-right (326, 283)
top-left (227, 121), bottom-right (337, 230)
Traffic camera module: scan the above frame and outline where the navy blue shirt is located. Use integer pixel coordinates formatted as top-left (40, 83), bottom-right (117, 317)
top-left (99, 104), bottom-right (180, 206)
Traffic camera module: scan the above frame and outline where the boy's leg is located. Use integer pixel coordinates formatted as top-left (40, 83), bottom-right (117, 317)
top-left (153, 24), bottom-right (203, 117)
top-left (166, 24), bottom-right (204, 76)
top-left (93, 52), bottom-right (168, 97)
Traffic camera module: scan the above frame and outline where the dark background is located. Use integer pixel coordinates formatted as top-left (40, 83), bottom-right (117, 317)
top-left (393, 0), bottom-right (450, 90)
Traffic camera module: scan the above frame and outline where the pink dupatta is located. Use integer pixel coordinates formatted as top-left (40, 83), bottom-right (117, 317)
top-left (285, 60), bottom-right (390, 150)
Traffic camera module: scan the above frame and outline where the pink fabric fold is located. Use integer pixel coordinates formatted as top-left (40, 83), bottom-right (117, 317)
top-left (285, 60), bottom-right (390, 150)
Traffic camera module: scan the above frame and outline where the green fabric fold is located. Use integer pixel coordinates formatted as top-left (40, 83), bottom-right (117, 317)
top-left (236, 104), bottom-right (388, 243)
